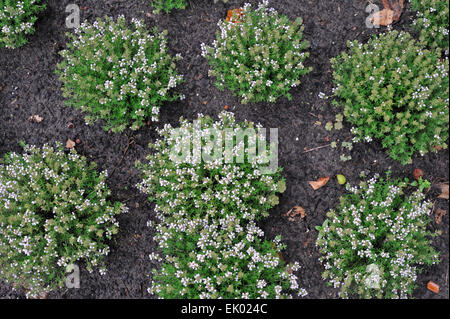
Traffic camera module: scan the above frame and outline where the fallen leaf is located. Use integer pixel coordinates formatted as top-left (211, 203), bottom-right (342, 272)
top-left (374, 0), bottom-right (404, 25)
top-left (438, 183), bottom-right (449, 200)
top-left (28, 114), bottom-right (43, 123)
top-left (226, 8), bottom-right (243, 24)
top-left (337, 174), bottom-right (346, 185)
top-left (413, 168), bottom-right (424, 181)
top-left (302, 237), bottom-right (311, 248)
top-left (435, 208), bottom-right (446, 225)
top-left (389, 0), bottom-right (404, 20)
top-left (66, 139), bottom-right (76, 149)
top-left (309, 176), bottom-right (330, 190)
top-left (427, 281), bottom-right (439, 294)
top-left (371, 8), bottom-right (394, 26)
top-left (284, 206), bottom-right (306, 221)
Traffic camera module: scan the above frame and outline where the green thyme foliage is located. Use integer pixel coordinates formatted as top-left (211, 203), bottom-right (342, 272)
top-left (316, 173), bottom-right (439, 299)
top-left (150, 0), bottom-right (229, 13)
top-left (137, 111), bottom-right (307, 298)
top-left (0, 0), bottom-right (46, 48)
top-left (56, 15), bottom-right (183, 133)
top-left (0, 143), bottom-right (128, 298)
top-left (150, 0), bottom-right (186, 14)
top-left (331, 31), bottom-right (449, 165)
top-left (410, 0), bottom-right (449, 53)
top-left (201, 0), bottom-right (311, 104)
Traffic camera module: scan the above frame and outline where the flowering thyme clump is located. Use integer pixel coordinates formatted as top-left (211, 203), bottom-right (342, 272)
top-left (316, 173), bottom-right (440, 299)
top-left (0, 0), bottom-right (46, 48)
top-left (56, 15), bottom-right (183, 133)
top-left (137, 111), bottom-right (306, 298)
top-left (0, 143), bottom-right (128, 298)
top-left (410, 0), bottom-right (449, 54)
top-left (331, 30), bottom-right (449, 164)
top-left (201, 0), bottom-right (311, 104)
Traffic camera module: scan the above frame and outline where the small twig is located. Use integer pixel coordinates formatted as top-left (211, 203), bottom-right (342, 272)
top-left (443, 263), bottom-right (449, 283)
top-left (110, 136), bottom-right (135, 177)
top-left (302, 144), bottom-right (331, 154)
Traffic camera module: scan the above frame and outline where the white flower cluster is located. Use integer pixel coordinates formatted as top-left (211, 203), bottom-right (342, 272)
top-left (316, 174), bottom-right (439, 299)
top-left (138, 111), bottom-right (307, 299)
top-left (0, 143), bottom-right (127, 298)
top-left (0, 0), bottom-right (45, 48)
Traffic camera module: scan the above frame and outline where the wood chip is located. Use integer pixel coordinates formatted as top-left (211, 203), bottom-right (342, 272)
top-left (435, 208), bottom-right (446, 225)
top-left (28, 114), bottom-right (43, 123)
top-left (438, 183), bottom-right (449, 200)
top-left (66, 139), bottom-right (76, 149)
top-left (427, 281), bottom-right (439, 294)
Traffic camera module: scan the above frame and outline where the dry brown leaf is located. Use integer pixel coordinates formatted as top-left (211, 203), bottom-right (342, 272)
top-left (375, 0), bottom-right (404, 25)
top-left (66, 139), bottom-right (76, 149)
top-left (438, 183), bottom-right (449, 200)
top-left (226, 8), bottom-right (243, 24)
top-left (28, 114), bottom-right (43, 123)
top-left (284, 206), bottom-right (306, 221)
top-left (302, 237), bottom-right (311, 248)
top-left (435, 208), bottom-right (446, 225)
top-left (413, 168), bottom-right (424, 181)
top-left (389, 0), bottom-right (404, 20)
top-left (309, 176), bottom-right (330, 190)
top-left (371, 8), bottom-right (394, 26)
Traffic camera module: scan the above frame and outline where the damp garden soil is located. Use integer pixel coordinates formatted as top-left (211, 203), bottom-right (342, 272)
top-left (0, 0), bottom-right (448, 299)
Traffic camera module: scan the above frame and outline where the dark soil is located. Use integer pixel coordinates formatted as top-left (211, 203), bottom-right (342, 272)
top-left (0, 0), bottom-right (448, 299)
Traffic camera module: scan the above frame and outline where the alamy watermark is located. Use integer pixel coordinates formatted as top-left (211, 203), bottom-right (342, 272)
top-left (168, 121), bottom-right (279, 175)
top-left (65, 4), bottom-right (80, 29)
top-left (66, 264), bottom-right (80, 289)
top-left (365, 4), bottom-right (381, 29)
